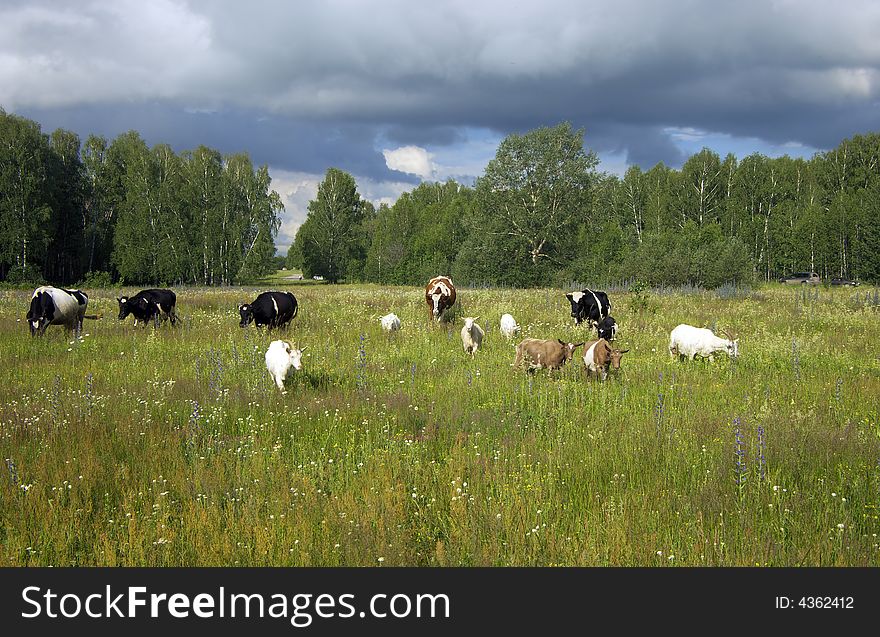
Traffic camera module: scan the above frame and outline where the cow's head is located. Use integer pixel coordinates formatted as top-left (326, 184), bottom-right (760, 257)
top-left (26, 293), bottom-right (50, 336)
top-left (597, 316), bottom-right (617, 341)
top-left (429, 285), bottom-right (448, 319)
top-left (239, 303), bottom-right (254, 327)
top-left (116, 297), bottom-right (131, 320)
top-left (565, 292), bottom-right (585, 324)
top-left (31, 318), bottom-right (49, 336)
top-left (25, 309), bottom-right (49, 336)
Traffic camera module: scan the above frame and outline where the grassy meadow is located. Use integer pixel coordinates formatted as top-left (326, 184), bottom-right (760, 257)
top-left (1, 279), bottom-right (879, 566)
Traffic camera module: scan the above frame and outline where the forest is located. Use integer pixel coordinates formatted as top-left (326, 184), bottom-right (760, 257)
top-left (293, 123), bottom-right (880, 288)
top-left (2, 109), bottom-right (878, 288)
top-left (0, 109), bottom-right (282, 286)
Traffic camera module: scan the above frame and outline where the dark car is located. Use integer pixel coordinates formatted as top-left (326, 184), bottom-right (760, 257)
top-left (778, 272), bottom-right (820, 285)
top-left (830, 278), bottom-right (860, 287)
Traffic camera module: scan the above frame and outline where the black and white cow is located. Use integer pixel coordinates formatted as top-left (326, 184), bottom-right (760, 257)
top-left (565, 289), bottom-right (615, 337)
top-left (239, 291), bottom-right (298, 330)
top-left (596, 316), bottom-right (617, 341)
top-left (26, 286), bottom-right (92, 337)
top-left (117, 289), bottom-right (178, 327)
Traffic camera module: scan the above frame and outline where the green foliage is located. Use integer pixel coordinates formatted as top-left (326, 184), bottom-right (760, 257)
top-left (628, 279), bottom-right (652, 313)
top-left (76, 270), bottom-right (114, 288)
top-left (2, 109), bottom-right (880, 288)
top-left (674, 147), bottom-right (724, 226)
top-left (285, 241), bottom-right (303, 270)
top-left (3, 264), bottom-right (44, 286)
top-left (474, 122), bottom-right (598, 272)
top-left (0, 110), bottom-right (53, 281)
top-left (81, 134), bottom-right (121, 278)
top-left (294, 168), bottom-right (368, 283)
top-left (619, 223), bottom-right (754, 288)
top-left (365, 181), bottom-right (470, 285)
top-left (1, 114), bottom-right (281, 286)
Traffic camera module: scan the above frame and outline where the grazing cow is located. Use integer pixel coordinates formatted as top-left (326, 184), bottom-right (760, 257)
top-left (380, 313), bottom-right (401, 331)
top-left (513, 338), bottom-right (584, 372)
top-left (239, 291), bottom-right (298, 329)
top-left (596, 316), bottom-right (617, 341)
top-left (499, 313), bottom-right (520, 338)
top-left (27, 286), bottom-right (96, 337)
top-left (565, 289), bottom-right (611, 328)
top-left (669, 324), bottom-right (739, 362)
top-left (425, 276), bottom-right (456, 322)
top-left (582, 338), bottom-right (629, 381)
top-left (460, 317), bottom-right (484, 358)
top-left (265, 340), bottom-right (305, 392)
top-left (117, 289), bottom-right (178, 327)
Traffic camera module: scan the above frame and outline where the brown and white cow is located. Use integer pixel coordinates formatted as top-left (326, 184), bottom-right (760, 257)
top-left (512, 338), bottom-right (583, 372)
top-left (425, 276), bottom-right (456, 322)
top-left (582, 338), bottom-right (629, 381)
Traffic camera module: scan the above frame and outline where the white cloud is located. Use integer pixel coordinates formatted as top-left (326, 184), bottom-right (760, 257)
top-left (665, 127), bottom-right (707, 143)
top-left (0, 0), bottom-right (221, 109)
top-left (382, 146), bottom-right (436, 180)
top-left (266, 170), bottom-right (320, 254)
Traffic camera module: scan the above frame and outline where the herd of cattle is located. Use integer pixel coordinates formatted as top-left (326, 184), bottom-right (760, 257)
top-left (23, 277), bottom-right (740, 391)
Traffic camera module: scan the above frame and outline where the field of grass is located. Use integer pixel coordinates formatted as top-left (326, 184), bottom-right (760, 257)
top-left (1, 280), bottom-right (879, 566)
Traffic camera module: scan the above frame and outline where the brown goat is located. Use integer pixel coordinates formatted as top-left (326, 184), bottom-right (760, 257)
top-left (513, 338), bottom-right (584, 372)
top-left (582, 338), bottom-right (629, 380)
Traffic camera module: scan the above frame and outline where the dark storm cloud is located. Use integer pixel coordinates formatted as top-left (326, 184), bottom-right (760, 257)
top-left (18, 102), bottom-right (421, 183)
top-left (2, 0), bottom-right (878, 172)
top-left (382, 125), bottom-right (466, 148)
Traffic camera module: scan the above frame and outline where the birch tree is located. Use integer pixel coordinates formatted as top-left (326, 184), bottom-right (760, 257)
top-left (294, 168), bottom-right (366, 283)
top-left (475, 122), bottom-right (597, 266)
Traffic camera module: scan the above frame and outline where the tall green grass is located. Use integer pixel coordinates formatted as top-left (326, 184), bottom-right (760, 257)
top-left (1, 283), bottom-right (878, 565)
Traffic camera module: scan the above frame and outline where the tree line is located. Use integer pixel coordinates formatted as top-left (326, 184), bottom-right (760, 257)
top-left (291, 123), bottom-right (880, 287)
top-left (3, 108), bottom-right (877, 289)
top-left (0, 109), bottom-right (282, 286)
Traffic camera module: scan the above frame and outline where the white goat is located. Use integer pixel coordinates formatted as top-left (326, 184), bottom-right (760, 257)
top-left (499, 313), bottom-right (520, 338)
top-left (380, 313), bottom-right (401, 331)
top-left (460, 316), bottom-right (484, 358)
top-left (669, 324), bottom-right (738, 361)
top-left (265, 340), bottom-right (305, 391)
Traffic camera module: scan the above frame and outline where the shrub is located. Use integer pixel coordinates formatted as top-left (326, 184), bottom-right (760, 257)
top-left (3, 264), bottom-right (44, 286)
top-left (77, 270), bottom-right (114, 288)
